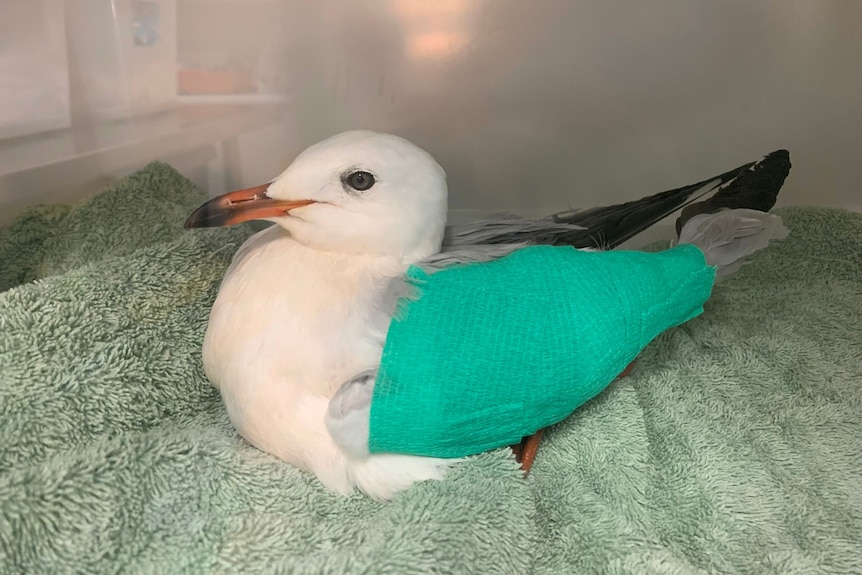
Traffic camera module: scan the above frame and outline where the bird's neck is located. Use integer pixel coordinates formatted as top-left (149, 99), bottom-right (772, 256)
top-left (238, 225), bottom-right (414, 283)
top-left (297, 239), bottom-right (434, 281)
top-left (204, 228), bottom-right (408, 398)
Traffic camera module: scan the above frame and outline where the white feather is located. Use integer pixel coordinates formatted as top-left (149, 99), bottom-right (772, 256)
top-left (203, 131), bottom-right (455, 500)
top-left (675, 208), bottom-right (789, 279)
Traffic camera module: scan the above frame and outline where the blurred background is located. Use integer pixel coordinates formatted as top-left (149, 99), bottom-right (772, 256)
top-left (1, 0), bottom-right (860, 240)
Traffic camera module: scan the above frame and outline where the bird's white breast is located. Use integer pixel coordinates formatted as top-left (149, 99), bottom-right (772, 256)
top-left (202, 225), bottom-right (404, 465)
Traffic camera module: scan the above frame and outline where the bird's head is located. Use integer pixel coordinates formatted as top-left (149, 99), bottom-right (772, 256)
top-left (185, 130), bottom-right (448, 261)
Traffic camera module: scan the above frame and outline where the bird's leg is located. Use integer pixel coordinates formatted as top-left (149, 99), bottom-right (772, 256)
top-left (511, 358), bottom-right (640, 475)
top-left (510, 430), bottom-right (545, 476)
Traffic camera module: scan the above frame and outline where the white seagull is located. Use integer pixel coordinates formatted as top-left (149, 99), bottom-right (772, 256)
top-left (184, 130), bottom-right (790, 500)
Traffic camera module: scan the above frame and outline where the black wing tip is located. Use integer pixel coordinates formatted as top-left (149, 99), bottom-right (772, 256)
top-left (447, 149), bottom-right (793, 251)
top-left (675, 148), bottom-right (792, 233)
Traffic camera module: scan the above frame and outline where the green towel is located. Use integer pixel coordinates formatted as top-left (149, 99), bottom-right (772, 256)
top-left (1, 163), bottom-right (861, 574)
top-left (371, 245), bottom-right (715, 458)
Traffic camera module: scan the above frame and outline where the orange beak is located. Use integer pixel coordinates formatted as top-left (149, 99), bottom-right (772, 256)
top-left (183, 183), bottom-right (316, 228)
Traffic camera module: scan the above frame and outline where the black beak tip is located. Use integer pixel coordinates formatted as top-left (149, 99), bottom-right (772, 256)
top-left (183, 210), bottom-right (204, 229)
top-left (183, 205), bottom-right (226, 229)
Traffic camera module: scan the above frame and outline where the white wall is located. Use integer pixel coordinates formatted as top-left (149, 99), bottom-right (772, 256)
top-left (246, 0), bottom-right (862, 214)
top-left (2, 0), bottom-right (861, 223)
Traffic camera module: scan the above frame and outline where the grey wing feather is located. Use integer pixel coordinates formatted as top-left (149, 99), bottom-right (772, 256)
top-left (431, 213), bottom-right (592, 273)
top-left (441, 150), bottom-right (789, 252)
top-left (443, 213), bottom-right (586, 247)
top-left (325, 370), bottom-right (376, 459)
top-left (421, 243), bottom-right (528, 272)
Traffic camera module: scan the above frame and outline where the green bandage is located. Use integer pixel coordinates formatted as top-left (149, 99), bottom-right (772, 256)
top-left (369, 244), bottom-right (716, 458)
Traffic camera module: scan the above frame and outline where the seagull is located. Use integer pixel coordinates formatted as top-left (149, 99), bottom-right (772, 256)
top-left (184, 130), bottom-right (790, 500)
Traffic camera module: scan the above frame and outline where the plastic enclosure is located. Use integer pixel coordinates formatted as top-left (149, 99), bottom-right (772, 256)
top-left (0, 1), bottom-right (71, 140)
top-left (65, 0), bottom-right (178, 119)
top-left (1, 1), bottom-right (861, 229)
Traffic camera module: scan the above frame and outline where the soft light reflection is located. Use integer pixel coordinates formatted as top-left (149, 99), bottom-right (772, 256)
top-left (407, 32), bottom-right (469, 59)
top-left (391, 0), bottom-right (477, 59)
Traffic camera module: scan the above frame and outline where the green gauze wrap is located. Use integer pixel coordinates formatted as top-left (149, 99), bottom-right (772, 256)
top-left (368, 244), bottom-right (716, 458)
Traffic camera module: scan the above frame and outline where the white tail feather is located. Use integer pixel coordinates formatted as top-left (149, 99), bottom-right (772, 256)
top-left (674, 208), bottom-right (789, 279)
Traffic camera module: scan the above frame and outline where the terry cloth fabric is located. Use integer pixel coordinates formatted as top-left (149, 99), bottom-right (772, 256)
top-left (1, 162), bottom-right (861, 574)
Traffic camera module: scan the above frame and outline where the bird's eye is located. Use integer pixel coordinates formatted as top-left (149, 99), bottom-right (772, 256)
top-left (344, 170), bottom-right (376, 192)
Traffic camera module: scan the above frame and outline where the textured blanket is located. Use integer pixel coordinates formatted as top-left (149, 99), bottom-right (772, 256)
top-left (1, 163), bottom-right (860, 574)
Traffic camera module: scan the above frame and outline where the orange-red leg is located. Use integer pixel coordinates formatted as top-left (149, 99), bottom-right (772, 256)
top-left (510, 358), bottom-right (638, 475)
